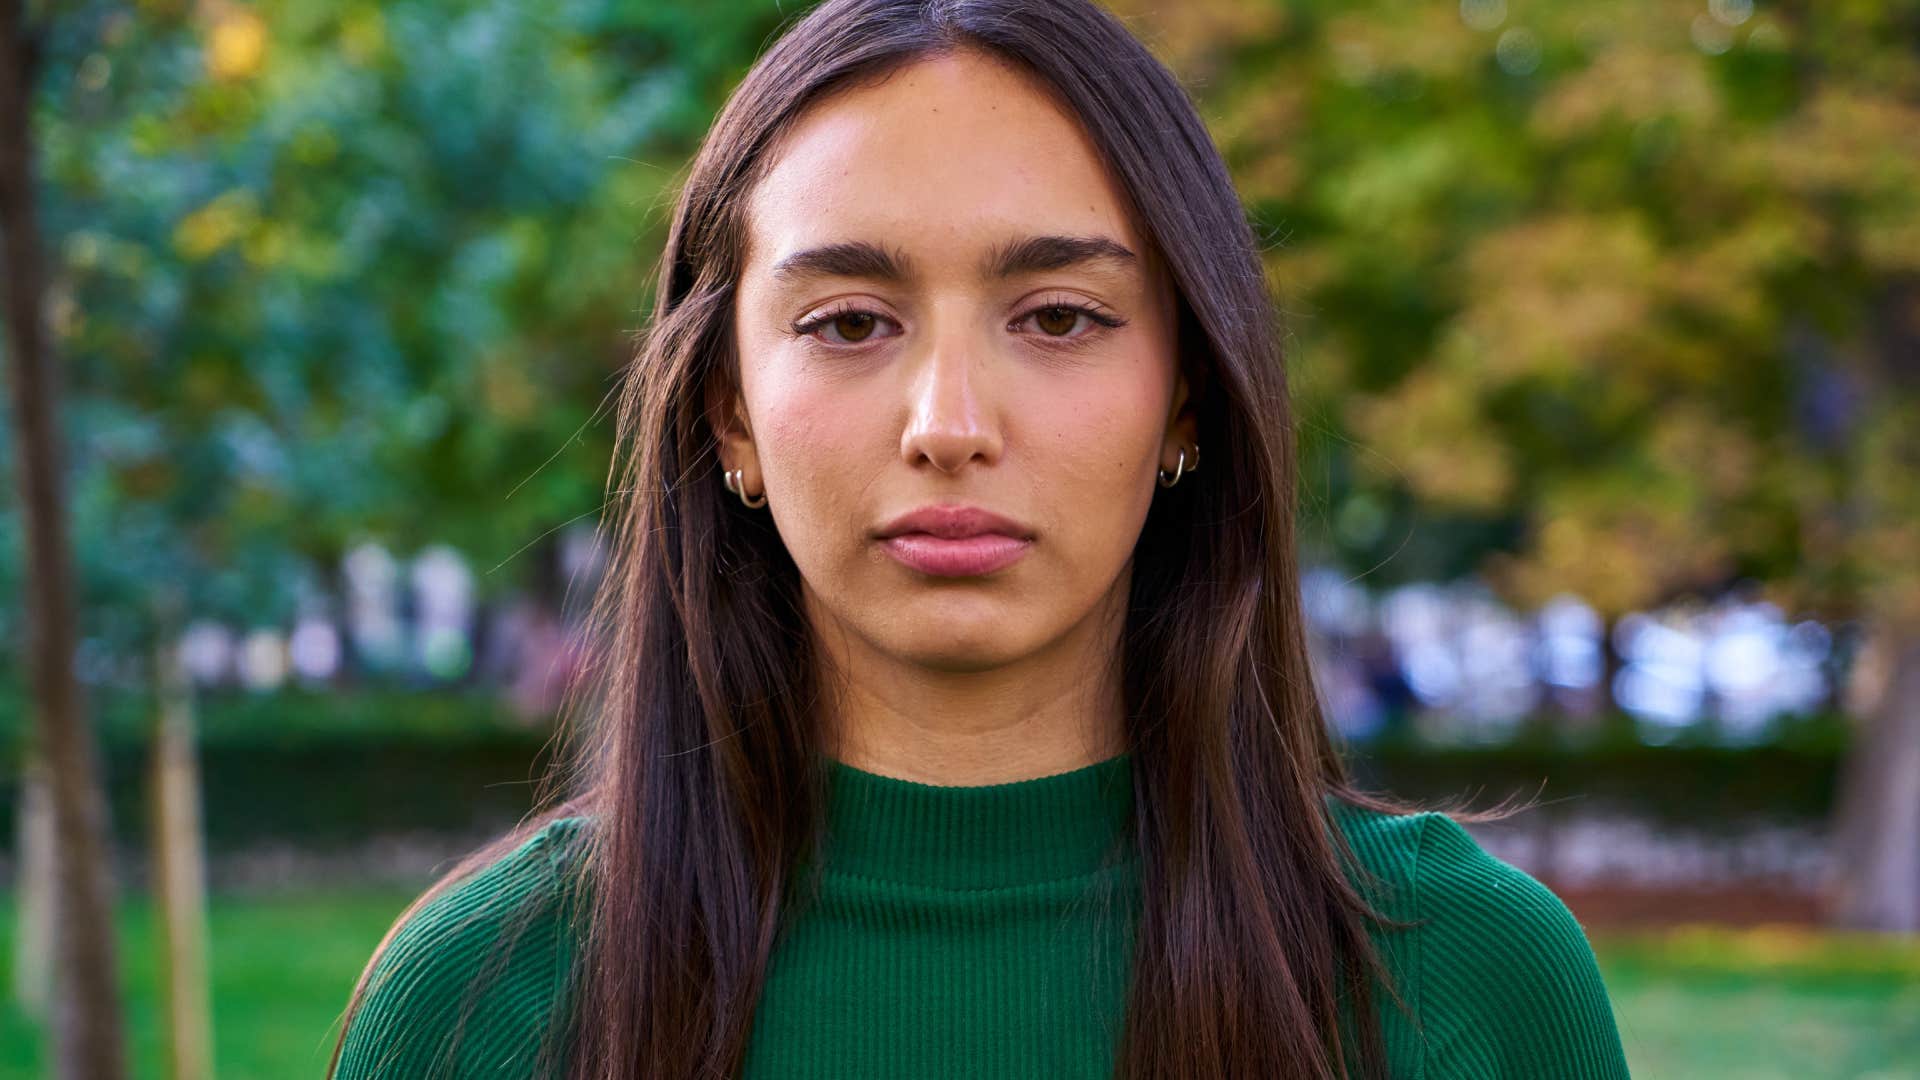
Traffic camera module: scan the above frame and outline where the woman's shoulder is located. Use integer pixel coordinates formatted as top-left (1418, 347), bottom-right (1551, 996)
top-left (1323, 792), bottom-right (1587, 939)
top-left (1324, 794), bottom-right (1634, 1077)
top-left (331, 814), bottom-right (592, 1079)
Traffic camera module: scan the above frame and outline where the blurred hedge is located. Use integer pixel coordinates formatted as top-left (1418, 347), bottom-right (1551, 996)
top-left (0, 684), bottom-right (1848, 852)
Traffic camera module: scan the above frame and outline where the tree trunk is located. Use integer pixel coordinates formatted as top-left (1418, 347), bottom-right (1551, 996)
top-left (1826, 622), bottom-right (1920, 932)
top-left (9, 744), bottom-right (55, 1019)
top-left (0, 2), bottom-right (131, 1075)
top-left (152, 588), bottom-right (215, 1080)
top-left (1598, 614), bottom-right (1634, 744)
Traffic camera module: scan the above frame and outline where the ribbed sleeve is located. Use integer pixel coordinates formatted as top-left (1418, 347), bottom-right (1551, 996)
top-left (331, 817), bottom-right (585, 1080)
top-left (1406, 812), bottom-right (1633, 1078)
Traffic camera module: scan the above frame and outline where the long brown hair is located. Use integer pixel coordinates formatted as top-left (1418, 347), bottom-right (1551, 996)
top-left (330, 1), bottom-right (1529, 1077)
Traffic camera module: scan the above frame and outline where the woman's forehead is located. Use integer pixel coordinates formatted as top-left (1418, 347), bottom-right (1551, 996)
top-left (740, 51), bottom-right (1147, 281)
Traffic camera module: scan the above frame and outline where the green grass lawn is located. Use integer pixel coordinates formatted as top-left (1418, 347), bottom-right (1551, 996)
top-left (3, 893), bottom-right (1918, 1078)
top-left (0, 891), bottom-right (411, 1078)
top-left (1598, 925), bottom-right (1920, 1078)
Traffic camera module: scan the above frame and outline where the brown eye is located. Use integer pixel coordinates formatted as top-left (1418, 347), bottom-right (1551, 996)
top-left (833, 312), bottom-right (876, 342)
top-left (791, 307), bottom-right (900, 349)
top-left (1034, 306), bottom-right (1080, 336)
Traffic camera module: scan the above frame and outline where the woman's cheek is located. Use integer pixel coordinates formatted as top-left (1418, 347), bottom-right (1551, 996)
top-left (758, 397), bottom-right (886, 571)
top-left (1060, 396), bottom-right (1168, 568)
top-left (1042, 375), bottom-right (1163, 490)
top-left (755, 384), bottom-right (840, 487)
top-left (754, 403), bottom-right (831, 538)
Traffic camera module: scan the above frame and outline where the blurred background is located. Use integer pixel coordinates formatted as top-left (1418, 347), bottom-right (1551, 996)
top-left (2, 0), bottom-right (1917, 1076)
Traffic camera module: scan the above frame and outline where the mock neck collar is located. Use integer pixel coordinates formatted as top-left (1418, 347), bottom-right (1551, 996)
top-left (817, 751), bottom-right (1137, 891)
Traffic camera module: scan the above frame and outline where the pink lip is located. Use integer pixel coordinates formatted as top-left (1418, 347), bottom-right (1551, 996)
top-left (873, 504), bottom-right (1035, 577)
top-left (881, 533), bottom-right (1033, 577)
top-left (875, 504), bottom-right (1034, 541)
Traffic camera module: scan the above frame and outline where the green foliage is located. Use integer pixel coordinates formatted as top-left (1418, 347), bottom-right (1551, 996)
top-left (5, 0), bottom-right (794, 663)
top-left (0, 679), bottom-right (536, 758)
top-left (1122, 0), bottom-right (1920, 624)
top-left (0, 683), bottom-right (554, 849)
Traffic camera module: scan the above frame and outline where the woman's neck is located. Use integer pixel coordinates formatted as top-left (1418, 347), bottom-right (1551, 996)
top-left (812, 599), bottom-right (1130, 787)
top-left (827, 713), bottom-right (1129, 787)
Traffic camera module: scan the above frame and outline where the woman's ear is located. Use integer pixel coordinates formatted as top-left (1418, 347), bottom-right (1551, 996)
top-left (704, 371), bottom-right (757, 475)
top-left (1163, 369), bottom-right (1199, 466)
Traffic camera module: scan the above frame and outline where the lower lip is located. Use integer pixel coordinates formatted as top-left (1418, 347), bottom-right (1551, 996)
top-left (880, 533), bottom-right (1032, 577)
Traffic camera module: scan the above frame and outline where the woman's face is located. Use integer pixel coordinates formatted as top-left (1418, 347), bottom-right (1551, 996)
top-left (718, 48), bottom-right (1195, 677)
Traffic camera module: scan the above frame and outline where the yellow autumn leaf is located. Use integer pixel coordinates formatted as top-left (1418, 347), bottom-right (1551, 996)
top-left (205, 7), bottom-right (267, 82)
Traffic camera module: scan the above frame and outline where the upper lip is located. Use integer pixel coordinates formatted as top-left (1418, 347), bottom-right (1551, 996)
top-left (875, 504), bottom-right (1034, 540)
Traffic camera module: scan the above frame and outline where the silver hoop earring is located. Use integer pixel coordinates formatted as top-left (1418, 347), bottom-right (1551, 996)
top-left (1158, 444), bottom-right (1196, 488)
top-left (723, 467), bottom-right (767, 509)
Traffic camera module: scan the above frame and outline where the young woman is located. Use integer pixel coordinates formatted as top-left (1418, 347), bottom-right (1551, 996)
top-left (330, 1), bottom-right (1632, 1077)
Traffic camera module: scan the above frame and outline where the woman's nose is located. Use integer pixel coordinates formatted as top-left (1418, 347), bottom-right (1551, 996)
top-left (898, 323), bottom-right (1004, 475)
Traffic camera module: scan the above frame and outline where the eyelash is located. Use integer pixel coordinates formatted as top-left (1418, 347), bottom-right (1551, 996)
top-left (788, 301), bottom-right (1128, 352)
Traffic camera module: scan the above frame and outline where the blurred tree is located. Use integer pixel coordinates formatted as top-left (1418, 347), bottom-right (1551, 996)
top-left (2, 0), bottom-right (130, 1075)
top-left (1112, 0), bottom-right (1920, 929)
top-left (5, 0), bottom-right (796, 677)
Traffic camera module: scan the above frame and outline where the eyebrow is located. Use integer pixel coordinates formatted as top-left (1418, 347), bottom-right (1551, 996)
top-left (768, 233), bottom-right (1138, 286)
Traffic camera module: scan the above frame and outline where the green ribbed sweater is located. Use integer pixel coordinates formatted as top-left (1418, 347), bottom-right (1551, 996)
top-left (332, 752), bottom-right (1632, 1078)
